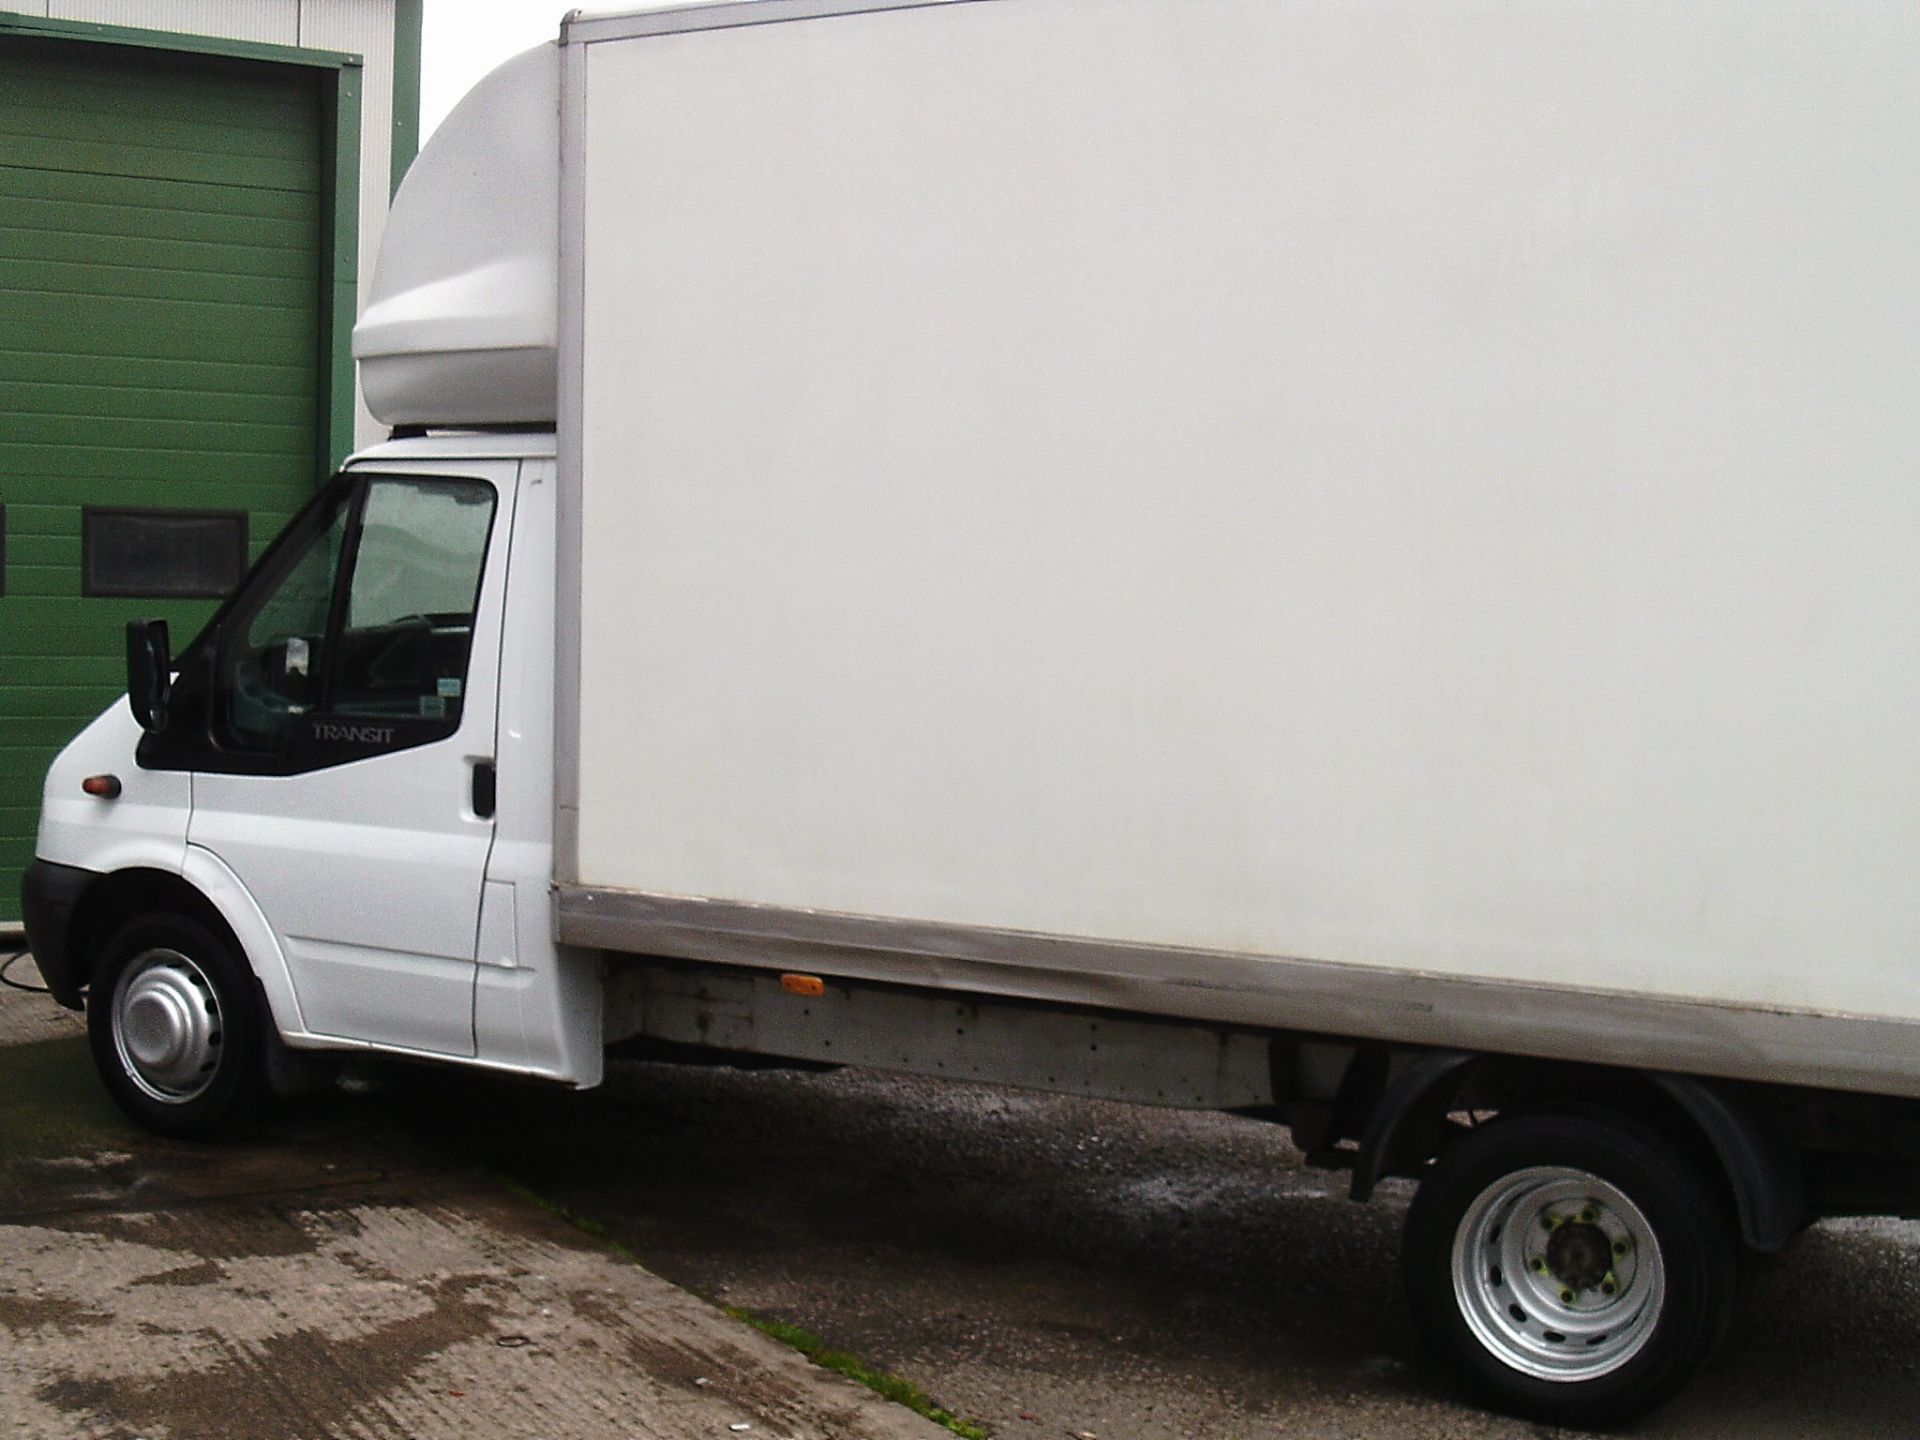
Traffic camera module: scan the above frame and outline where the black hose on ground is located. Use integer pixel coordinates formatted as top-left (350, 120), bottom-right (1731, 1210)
top-left (1, 948), bottom-right (49, 993)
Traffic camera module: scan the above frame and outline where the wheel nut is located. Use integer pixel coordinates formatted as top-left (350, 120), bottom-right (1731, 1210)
top-left (1602, 1278), bottom-right (1617, 1296)
top-left (1613, 1239), bottom-right (1629, 1257)
top-left (1560, 1288), bottom-right (1577, 1304)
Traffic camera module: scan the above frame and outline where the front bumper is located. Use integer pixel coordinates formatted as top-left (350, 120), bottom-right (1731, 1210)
top-left (20, 859), bottom-right (93, 1011)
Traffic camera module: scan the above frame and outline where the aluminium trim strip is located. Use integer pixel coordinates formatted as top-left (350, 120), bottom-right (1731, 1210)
top-left (553, 31), bottom-right (591, 887)
top-left (555, 886), bottom-right (1920, 1102)
top-left (562, 0), bottom-right (1004, 45)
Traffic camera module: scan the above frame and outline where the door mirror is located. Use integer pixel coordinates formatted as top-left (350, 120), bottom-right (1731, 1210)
top-left (126, 618), bottom-right (173, 735)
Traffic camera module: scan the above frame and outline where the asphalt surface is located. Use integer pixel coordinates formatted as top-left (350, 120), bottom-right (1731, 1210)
top-left (399, 1057), bottom-right (1920, 1440)
top-left (6, 947), bottom-right (1919, 1439)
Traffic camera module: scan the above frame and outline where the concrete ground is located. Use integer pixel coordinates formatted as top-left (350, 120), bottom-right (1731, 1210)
top-left (0, 947), bottom-right (948, 1440)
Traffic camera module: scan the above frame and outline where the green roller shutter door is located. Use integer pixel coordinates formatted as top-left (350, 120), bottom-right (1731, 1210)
top-left (0, 38), bottom-right (327, 921)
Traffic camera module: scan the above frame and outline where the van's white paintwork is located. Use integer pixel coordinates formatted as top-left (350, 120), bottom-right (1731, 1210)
top-left (35, 0), bottom-right (1920, 1094)
top-left (37, 708), bottom-right (190, 883)
top-left (556, 0), bottom-right (1920, 1081)
top-left (36, 434), bottom-right (597, 1083)
top-left (353, 46), bottom-right (559, 427)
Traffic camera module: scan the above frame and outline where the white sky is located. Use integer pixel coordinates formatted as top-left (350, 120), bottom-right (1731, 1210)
top-left (419, 0), bottom-right (577, 140)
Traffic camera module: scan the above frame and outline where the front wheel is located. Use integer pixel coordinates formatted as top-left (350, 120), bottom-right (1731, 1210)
top-left (87, 914), bottom-right (265, 1139)
top-left (1402, 1111), bottom-right (1737, 1428)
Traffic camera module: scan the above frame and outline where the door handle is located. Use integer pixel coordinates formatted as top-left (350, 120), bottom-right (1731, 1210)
top-left (471, 759), bottom-right (496, 819)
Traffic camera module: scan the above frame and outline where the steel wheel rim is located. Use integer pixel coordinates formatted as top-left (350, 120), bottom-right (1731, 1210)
top-left (1451, 1164), bottom-right (1664, 1382)
top-left (111, 947), bottom-right (224, 1104)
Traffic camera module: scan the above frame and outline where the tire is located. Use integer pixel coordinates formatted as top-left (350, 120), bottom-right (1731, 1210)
top-left (1402, 1110), bottom-right (1737, 1428)
top-left (86, 913), bottom-right (266, 1139)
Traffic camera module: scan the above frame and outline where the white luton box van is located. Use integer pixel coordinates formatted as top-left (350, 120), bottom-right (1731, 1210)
top-left (22, 0), bottom-right (1920, 1423)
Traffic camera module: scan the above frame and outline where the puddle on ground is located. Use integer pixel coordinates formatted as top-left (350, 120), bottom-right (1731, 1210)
top-left (0, 1032), bottom-right (407, 1222)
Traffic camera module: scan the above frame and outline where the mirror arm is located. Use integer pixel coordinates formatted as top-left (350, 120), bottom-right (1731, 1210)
top-left (125, 619), bottom-right (173, 735)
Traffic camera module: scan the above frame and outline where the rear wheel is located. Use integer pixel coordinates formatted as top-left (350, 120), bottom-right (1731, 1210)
top-left (87, 914), bottom-right (265, 1139)
top-left (1402, 1111), bottom-right (1737, 1428)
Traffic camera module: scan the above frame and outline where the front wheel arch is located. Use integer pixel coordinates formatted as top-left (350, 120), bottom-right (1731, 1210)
top-left (85, 910), bottom-right (268, 1139)
top-left (67, 869), bottom-right (247, 1001)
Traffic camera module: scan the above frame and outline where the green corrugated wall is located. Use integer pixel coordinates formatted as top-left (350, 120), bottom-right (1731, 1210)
top-left (0, 38), bottom-right (327, 920)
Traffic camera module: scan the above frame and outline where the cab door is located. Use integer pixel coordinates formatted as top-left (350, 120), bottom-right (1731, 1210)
top-left (184, 465), bottom-right (514, 1056)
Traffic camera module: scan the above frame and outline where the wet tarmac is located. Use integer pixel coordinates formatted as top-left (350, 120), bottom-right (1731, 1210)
top-left (392, 1057), bottom-right (1920, 1440)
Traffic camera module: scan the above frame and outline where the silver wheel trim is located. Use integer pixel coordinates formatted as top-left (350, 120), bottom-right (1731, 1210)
top-left (1451, 1164), bottom-right (1665, 1383)
top-left (110, 947), bottom-right (224, 1105)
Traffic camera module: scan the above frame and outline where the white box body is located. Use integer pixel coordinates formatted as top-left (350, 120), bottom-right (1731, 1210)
top-left (546, 0), bottom-right (1920, 1084)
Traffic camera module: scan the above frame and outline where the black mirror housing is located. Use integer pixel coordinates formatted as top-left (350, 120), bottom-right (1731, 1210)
top-left (126, 619), bottom-right (173, 735)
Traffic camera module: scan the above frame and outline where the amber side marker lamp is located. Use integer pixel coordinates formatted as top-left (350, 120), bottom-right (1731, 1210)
top-left (779, 973), bottom-right (826, 997)
top-left (82, 774), bottom-right (122, 799)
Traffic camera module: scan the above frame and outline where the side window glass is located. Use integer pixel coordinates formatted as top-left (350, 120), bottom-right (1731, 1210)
top-left (329, 479), bottom-right (496, 723)
top-left (216, 498), bottom-right (350, 751)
